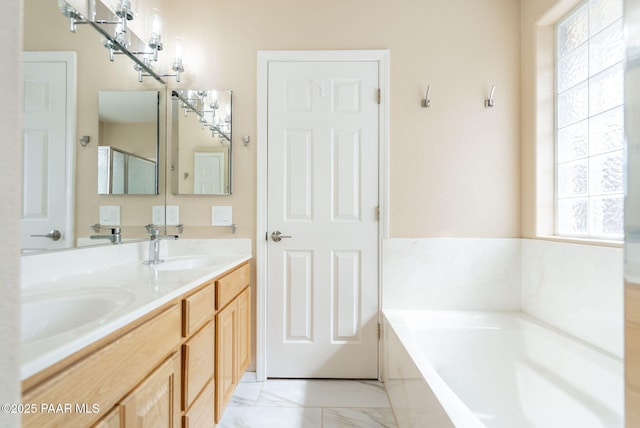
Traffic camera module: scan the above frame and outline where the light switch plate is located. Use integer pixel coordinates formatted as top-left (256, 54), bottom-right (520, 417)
top-left (99, 205), bottom-right (120, 226)
top-left (152, 206), bottom-right (165, 224)
top-left (211, 206), bottom-right (232, 226)
top-left (166, 206), bottom-right (180, 226)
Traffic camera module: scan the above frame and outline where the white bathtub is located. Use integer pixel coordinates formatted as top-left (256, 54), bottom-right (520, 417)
top-left (383, 310), bottom-right (623, 428)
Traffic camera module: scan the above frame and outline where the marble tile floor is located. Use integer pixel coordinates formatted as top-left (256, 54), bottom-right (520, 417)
top-left (217, 378), bottom-right (399, 428)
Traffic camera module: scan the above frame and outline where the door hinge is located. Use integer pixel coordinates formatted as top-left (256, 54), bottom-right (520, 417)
top-left (375, 206), bottom-right (380, 221)
top-left (377, 322), bottom-right (381, 339)
top-left (376, 88), bottom-right (381, 105)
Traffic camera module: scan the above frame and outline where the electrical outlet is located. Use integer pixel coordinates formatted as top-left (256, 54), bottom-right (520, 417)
top-left (211, 206), bottom-right (232, 226)
top-left (99, 206), bottom-right (120, 226)
top-left (166, 206), bottom-right (180, 226)
top-left (152, 206), bottom-right (165, 224)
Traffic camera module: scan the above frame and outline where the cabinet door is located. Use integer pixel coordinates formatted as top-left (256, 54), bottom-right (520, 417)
top-left (182, 320), bottom-right (215, 410)
top-left (183, 380), bottom-right (215, 428)
top-left (120, 353), bottom-right (181, 428)
top-left (237, 287), bottom-right (251, 376)
top-left (92, 406), bottom-right (121, 428)
top-left (215, 301), bottom-right (237, 422)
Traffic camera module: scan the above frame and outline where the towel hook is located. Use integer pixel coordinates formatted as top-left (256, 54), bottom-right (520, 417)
top-left (421, 85), bottom-right (431, 108)
top-left (485, 85), bottom-right (496, 108)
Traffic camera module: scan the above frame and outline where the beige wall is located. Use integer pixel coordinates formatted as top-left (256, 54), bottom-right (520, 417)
top-left (0, 0), bottom-right (22, 425)
top-left (100, 122), bottom-right (157, 159)
top-left (24, 0), bottom-right (521, 242)
top-left (165, 0), bottom-right (522, 238)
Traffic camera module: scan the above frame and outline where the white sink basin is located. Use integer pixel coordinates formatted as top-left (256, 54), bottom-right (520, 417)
top-left (21, 288), bottom-right (135, 343)
top-left (151, 256), bottom-right (229, 272)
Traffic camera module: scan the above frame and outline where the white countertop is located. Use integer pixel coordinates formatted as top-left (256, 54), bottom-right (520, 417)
top-left (20, 239), bottom-right (251, 380)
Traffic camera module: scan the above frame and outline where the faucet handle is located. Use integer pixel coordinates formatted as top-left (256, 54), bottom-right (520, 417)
top-left (145, 224), bottom-right (160, 237)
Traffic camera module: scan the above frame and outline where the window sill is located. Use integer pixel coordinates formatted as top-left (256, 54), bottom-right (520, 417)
top-left (535, 235), bottom-right (623, 249)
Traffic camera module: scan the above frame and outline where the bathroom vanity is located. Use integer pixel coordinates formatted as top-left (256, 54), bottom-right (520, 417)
top-left (20, 239), bottom-right (251, 427)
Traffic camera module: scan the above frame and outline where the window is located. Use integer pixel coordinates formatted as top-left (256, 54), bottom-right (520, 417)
top-left (555, 0), bottom-right (624, 240)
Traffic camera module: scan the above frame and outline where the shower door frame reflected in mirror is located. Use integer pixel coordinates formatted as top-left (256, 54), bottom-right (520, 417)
top-left (97, 90), bottom-right (160, 195)
top-left (170, 90), bottom-right (233, 195)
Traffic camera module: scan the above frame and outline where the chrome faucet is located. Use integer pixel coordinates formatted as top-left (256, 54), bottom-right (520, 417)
top-left (90, 227), bottom-right (122, 244)
top-left (144, 225), bottom-right (178, 265)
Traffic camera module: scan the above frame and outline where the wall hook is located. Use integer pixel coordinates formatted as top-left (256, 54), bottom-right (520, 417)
top-left (421, 85), bottom-right (431, 108)
top-left (485, 85), bottom-right (496, 108)
top-left (79, 135), bottom-right (91, 146)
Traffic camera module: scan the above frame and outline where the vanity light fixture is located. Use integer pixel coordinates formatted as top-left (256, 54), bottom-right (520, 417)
top-left (111, 0), bottom-right (137, 27)
top-left (146, 8), bottom-right (164, 59)
top-left (57, 0), bottom-right (85, 32)
top-left (57, 0), bottom-right (187, 84)
top-left (166, 37), bottom-right (184, 82)
top-left (174, 90), bottom-right (232, 143)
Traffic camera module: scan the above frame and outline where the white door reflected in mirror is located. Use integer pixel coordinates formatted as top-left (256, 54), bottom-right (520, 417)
top-left (22, 52), bottom-right (75, 252)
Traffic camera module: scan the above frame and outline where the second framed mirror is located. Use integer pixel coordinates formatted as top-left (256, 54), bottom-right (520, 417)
top-left (170, 90), bottom-right (232, 195)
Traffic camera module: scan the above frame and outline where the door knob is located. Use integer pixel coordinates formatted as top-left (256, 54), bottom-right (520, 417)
top-left (31, 229), bottom-right (62, 241)
top-left (271, 231), bottom-right (292, 242)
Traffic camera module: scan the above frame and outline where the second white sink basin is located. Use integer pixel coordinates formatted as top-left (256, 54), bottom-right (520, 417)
top-left (21, 288), bottom-right (135, 343)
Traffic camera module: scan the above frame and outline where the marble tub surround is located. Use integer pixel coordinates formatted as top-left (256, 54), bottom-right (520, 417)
top-left (382, 238), bottom-right (624, 357)
top-left (521, 239), bottom-right (624, 358)
top-left (218, 379), bottom-right (398, 428)
top-left (20, 239), bottom-right (251, 380)
top-left (382, 238), bottom-right (521, 311)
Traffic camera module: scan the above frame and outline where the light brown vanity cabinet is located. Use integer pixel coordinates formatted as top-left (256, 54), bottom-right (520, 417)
top-left (21, 260), bottom-right (252, 428)
top-left (23, 304), bottom-right (182, 428)
top-left (92, 407), bottom-right (121, 428)
top-left (180, 281), bottom-right (216, 428)
top-left (92, 352), bottom-right (181, 428)
top-left (215, 263), bottom-right (251, 422)
top-left (119, 352), bottom-right (181, 427)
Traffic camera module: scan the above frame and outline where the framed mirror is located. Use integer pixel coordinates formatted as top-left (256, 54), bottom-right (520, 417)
top-left (98, 90), bottom-right (160, 195)
top-left (22, 0), bottom-right (166, 253)
top-left (170, 90), bottom-right (232, 195)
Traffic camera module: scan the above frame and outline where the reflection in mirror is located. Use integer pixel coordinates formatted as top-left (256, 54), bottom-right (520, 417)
top-left (170, 90), bottom-right (232, 195)
top-left (22, 0), bottom-right (167, 253)
top-left (97, 90), bottom-right (159, 195)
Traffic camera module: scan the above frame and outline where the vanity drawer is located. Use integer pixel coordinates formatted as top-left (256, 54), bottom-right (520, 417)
top-left (183, 379), bottom-right (215, 428)
top-left (182, 283), bottom-right (215, 337)
top-left (216, 262), bottom-right (250, 310)
top-left (182, 320), bottom-right (215, 410)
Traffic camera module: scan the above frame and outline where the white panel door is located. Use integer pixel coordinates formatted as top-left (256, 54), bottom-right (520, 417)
top-left (193, 152), bottom-right (224, 194)
top-left (22, 53), bottom-right (75, 251)
top-left (267, 61), bottom-right (379, 378)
